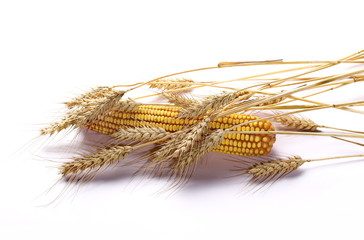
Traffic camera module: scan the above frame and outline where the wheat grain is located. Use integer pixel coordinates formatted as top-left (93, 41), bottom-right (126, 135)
top-left (153, 118), bottom-right (211, 163)
top-left (171, 118), bottom-right (211, 158)
top-left (148, 78), bottom-right (195, 90)
top-left (163, 92), bottom-right (198, 108)
top-left (70, 98), bottom-right (106, 108)
top-left (254, 95), bottom-right (287, 106)
top-left (173, 129), bottom-right (225, 168)
top-left (275, 114), bottom-right (319, 131)
top-left (116, 98), bottom-right (142, 112)
top-left (112, 127), bottom-right (169, 142)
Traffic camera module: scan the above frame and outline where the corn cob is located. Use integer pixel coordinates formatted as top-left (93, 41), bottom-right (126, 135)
top-left (86, 104), bottom-right (276, 156)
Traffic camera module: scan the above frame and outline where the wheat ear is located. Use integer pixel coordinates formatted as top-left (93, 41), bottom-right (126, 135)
top-left (83, 90), bottom-right (126, 124)
top-left (235, 154), bottom-right (364, 184)
top-left (153, 118), bottom-right (211, 163)
top-left (115, 98), bottom-right (142, 112)
top-left (179, 90), bottom-right (252, 118)
top-left (247, 156), bottom-right (305, 181)
top-left (148, 78), bottom-right (195, 90)
top-left (275, 114), bottom-right (319, 131)
top-left (60, 145), bottom-right (133, 178)
top-left (173, 129), bottom-right (226, 169)
top-left (142, 131), bottom-right (225, 192)
top-left (42, 88), bottom-right (120, 134)
top-left (248, 95), bottom-right (287, 107)
top-left (64, 86), bottom-right (114, 109)
top-left (163, 92), bottom-right (198, 108)
top-left (41, 97), bottom-right (141, 135)
top-left (40, 108), bottom-right (91, 135)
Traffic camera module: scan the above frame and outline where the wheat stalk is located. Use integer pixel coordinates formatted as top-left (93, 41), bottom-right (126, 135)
top-left (133, 50), bottom-right (364, 102)
top-left (214, 67), bottom-right (364, 120)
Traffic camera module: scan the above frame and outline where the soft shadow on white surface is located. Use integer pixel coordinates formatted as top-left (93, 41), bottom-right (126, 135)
top-left (39, 128), bottom-right (364, 197)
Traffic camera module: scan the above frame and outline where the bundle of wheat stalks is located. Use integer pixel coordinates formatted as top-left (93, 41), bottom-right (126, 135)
top-left (41, 50), bottom-right (364, 190)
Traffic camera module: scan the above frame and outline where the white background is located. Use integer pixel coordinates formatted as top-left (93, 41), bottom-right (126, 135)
top-left (1, 1), bottom-right (364, 239)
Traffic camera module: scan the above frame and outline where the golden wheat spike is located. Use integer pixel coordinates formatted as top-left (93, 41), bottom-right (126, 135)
top-left (247, 156), bottom-right (305, 181)
top-left (275, 114), bottom-right (319, 131)
top-left (85, 104), bottom-right (276, 157)
top-left (147, 78), bottom-right (195, 90)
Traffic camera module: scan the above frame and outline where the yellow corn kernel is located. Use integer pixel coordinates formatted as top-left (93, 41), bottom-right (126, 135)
top-left (86, 104), bottom-right (276, 156)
